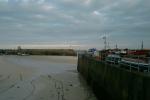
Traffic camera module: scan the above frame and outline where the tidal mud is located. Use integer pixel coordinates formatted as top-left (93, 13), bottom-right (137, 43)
top-left (0, 56), bottom-right (97, 100)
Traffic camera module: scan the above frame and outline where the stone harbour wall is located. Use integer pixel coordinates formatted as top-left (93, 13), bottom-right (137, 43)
top-left (77, 55), bottom-right (150, 100)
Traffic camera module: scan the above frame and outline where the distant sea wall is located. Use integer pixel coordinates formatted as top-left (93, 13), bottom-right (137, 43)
top-left (77, 55), bottom-right (150, 100)
top-left (0, 49), bottom-right (76, 56)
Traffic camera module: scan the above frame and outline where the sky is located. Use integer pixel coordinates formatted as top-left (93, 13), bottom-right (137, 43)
top-left (0, 0), bottom-right (150, 50)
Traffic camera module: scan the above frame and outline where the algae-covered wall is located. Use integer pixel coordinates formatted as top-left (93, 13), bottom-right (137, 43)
top-left (77, 55), bottom-right (150, 100)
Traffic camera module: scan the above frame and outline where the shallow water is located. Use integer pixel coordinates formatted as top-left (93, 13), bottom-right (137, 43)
top-left (0, 56), bottom-right (97, 100)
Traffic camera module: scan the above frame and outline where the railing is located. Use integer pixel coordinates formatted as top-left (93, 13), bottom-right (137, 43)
top-left (119, 60), bottom-right (150, 73)
top-left (79, 54), bottom-right (150, 73)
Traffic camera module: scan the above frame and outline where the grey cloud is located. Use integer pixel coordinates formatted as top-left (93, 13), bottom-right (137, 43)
top-left (0, 0), bottom-right (150, 49)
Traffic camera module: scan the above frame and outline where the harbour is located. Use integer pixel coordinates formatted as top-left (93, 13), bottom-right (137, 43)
top-left (0, 56), bottom-right (97, 100)
top-left (0, 0), bottom-right (150, 100)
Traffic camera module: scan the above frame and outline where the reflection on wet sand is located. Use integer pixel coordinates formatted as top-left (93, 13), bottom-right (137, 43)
top-left (0, 56), bottom-right (97, 100)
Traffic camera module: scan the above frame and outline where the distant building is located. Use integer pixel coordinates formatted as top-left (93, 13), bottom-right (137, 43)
top-left (127, 50), bottom-right (150, 57)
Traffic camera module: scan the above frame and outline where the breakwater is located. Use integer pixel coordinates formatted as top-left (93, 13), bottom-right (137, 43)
top-left (77, 55), bottom-right (150, 100)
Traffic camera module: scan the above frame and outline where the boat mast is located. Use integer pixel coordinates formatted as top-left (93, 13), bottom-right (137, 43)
top-left (103, 34), bottom-right (107, 50)
top-left (141, 40), bottom-right (144, 50)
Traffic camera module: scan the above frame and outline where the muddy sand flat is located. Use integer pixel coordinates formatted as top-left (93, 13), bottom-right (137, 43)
top-left (0, 56), bottom-right (97, 100)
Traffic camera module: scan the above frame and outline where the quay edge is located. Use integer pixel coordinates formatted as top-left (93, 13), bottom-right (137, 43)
top-left (77, 55), bottom-right (150, 100)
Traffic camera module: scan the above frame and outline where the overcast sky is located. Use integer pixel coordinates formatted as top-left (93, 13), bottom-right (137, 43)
top-left (0, 0), bottom-right (150, 49)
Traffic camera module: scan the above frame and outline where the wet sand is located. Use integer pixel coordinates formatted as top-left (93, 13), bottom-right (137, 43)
top-left (0, 56), bottom-right (97, 100)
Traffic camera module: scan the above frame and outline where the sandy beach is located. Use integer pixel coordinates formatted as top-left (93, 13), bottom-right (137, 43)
top-left (0, 56), bottom-right (97, 100)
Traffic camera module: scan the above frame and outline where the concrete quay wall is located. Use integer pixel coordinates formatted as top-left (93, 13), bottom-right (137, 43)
top-left (77, 55), bottom-right (150, 100)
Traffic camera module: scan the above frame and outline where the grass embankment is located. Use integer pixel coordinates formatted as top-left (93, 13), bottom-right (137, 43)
top-left (0, 49), bottom-right (77, 56)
